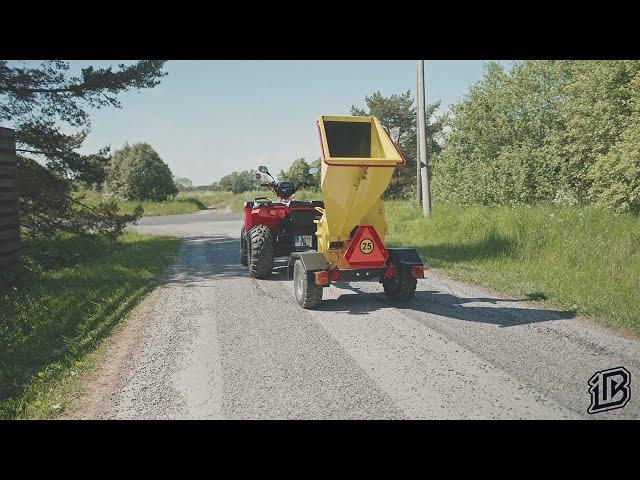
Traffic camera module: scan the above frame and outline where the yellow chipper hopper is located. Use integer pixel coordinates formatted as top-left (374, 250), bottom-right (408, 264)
top-left (287, 115), bottom-right (425, 308)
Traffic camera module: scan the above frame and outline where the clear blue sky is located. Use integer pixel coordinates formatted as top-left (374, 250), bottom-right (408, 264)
top-left (59, 61), bottom-right (512, 185)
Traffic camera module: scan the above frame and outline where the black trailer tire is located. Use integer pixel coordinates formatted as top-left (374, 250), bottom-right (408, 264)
top-left (240, 228), bottom-right (248, 266)
top-left (383, 261), bottom-right (417, 301)
top-left (248, 225), bottom-right (274, 278)
top-left (293, 260), bottom-right (322, 309)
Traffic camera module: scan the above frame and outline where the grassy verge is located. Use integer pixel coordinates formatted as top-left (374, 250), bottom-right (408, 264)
top-left (385, 201), bottom-right (640, 335)
top-left (81, 190), bottom-right (235, 216)
top-left (0, 232), bottom-right (181, 419)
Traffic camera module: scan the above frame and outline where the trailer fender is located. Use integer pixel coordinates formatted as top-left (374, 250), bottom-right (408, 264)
top-left (288, 251), bottom-right (328, 279)
top-left (386, 248), bottom-right (424, 271)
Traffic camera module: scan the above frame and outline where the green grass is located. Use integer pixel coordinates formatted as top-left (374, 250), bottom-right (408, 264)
top-left (385, 201), bottom-right (640, 335)
top-left (81, 190), bottom-right (235, 216)
top-left (0, 232), bottom-right (181, 419)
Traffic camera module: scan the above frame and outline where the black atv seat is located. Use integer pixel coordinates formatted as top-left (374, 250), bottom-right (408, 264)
top-left (246, 199), bottom-right (285, 208)
top-left (246, 199), bottom-right (323, 209)
top-left (288, 200), bottom-right (324, 208)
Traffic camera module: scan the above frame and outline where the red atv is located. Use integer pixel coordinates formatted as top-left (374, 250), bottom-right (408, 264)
top-left (241, 166), bottom-right (323, 278)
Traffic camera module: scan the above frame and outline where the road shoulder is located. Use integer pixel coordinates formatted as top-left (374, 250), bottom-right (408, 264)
top-left (61, 289), bottom-right (161, 419)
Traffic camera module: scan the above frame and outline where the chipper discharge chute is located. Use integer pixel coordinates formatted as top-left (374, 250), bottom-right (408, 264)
top-left (288, 115), bottom-right (425, 308)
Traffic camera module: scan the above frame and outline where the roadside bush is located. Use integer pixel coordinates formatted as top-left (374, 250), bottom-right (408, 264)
top-left (173, 176), bottom-right (194, 191)
top-left (18, 156), bottom-right (140, 239)
top-left (433, 60), bottom-right (640, 214)
top-left (105, 143), bottom-right (177, 201)
top-left (588, 124), bottom-right (640, 214)
top-left (216, 170), bottom-right (258, 194)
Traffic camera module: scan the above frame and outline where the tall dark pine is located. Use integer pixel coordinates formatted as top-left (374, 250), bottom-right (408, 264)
top-left (0, 60), bottom-right (167, 237)
top-left (351, 90), bottom-right (443, 200)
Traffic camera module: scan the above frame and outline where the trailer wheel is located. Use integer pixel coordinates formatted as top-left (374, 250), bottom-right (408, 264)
top-left (383, 262), bottom-right (417, 301)
top-left (248, 225), bottom-right (274, 278)
top-left (293, 260), bottom-right (322, 309)
top-left (240, 228), bottom-right (248, 266)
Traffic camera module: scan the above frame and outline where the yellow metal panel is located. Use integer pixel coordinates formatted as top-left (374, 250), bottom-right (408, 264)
top-left (315, 115), bottom-right (403, 267)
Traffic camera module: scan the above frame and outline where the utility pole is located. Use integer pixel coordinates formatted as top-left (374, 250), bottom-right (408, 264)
top-left (416, 76), bottom-right (422, 206)
top-left (417, 60), bottom-right (431, 217)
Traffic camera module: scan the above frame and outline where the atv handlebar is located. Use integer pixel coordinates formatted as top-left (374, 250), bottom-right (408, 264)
top-left (259, 180), bottom-right (313, 197)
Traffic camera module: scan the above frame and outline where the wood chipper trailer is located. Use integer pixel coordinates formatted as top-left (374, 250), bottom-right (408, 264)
top-left (288, 115), bottom-right (425, 308)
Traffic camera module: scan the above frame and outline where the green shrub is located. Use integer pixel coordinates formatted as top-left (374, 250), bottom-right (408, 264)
top-left (105, 143), bottom-right (177, 201)
top-left (588, 124), bottom-right (640, 214)
top-left (433, 60), bottom-right (640, 213)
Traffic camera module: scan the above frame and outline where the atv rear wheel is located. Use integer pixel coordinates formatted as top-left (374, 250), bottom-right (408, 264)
top-left (293, 260), bottom-right (322, 309)
top-left (240, 228), bottom-right (248, 266)
top-left (383, 260), bottom-right (417, 301)
top-left (248, 224), bottom-right (274, 278)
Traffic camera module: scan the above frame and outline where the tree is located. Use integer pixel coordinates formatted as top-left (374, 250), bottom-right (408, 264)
top-left (587, 109), bottom-right (640, 214)
top-left (105, 143), bottom-right (177, 201)
top-left (558, 60), bottom-right (640, 203)
top-left (18, 156), bottom-right (141, 240)
top-left (216, 170), bottom-right (257, 194)
top-left (0, 60), bottom-right (167, 236)
top-left (78, 147), bottom-right (112, 191)
top-left (174, 176), bottom-right (194, 191)
top-left (351, 90), bottom-right (443, 199)
top-left (278, 157), bottom-right (321, 191)
top-left (278, 158), bottom-right (311, 183)
top-left (432, 61), bottom-right (566, 205)
top-left (432, 60), bottom-right (640, 212)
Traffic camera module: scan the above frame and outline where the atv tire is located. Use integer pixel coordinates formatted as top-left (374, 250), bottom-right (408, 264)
top-left (240, 228), bottom-right (248, 266)
top-left (293, 260), bottom-right (322, 309)
top-left (383, 258), bottom-right (417, 301)
top-left (248, 224), bottom-right (274, 278)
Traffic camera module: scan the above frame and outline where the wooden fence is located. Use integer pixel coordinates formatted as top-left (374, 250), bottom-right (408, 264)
top-left (0, 127), bottom-right (21, 273)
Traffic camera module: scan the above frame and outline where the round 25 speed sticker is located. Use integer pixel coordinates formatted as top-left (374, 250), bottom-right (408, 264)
top-left (359, 239), bottom-right (374, 254)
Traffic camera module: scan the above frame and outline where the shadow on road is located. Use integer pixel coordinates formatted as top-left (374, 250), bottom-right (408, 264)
top-left (158, 235), bottom-right (575, 327)
top-left (319, 284), bottom-right (576, 327)
top-left (160, 235), bottom-right (284, 285)
top-left (161, 235), bottom-right (247, 285)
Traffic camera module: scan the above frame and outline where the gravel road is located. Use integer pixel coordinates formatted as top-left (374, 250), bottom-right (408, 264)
top-left (66, 210), bottom-right (640, 419)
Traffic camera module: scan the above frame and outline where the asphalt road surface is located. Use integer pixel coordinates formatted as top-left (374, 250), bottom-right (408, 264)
top-left (67, 210), bottom-right (640, 419)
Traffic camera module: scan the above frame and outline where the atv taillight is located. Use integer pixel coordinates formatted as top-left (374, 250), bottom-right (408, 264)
top-left (314, 271), bottom-right (329, 286)
top-left (411, 266), bottom-right (425, 279)
top-left (268, 208), bottom-right (283, 217)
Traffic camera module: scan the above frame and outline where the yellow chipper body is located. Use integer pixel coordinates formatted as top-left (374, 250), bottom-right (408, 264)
top-left (288, 115), bottom-right (425, 309)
